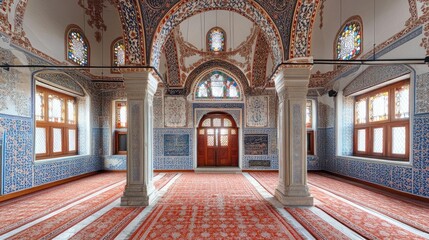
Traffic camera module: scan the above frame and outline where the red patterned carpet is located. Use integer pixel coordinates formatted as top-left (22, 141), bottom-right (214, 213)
top-left (70, 206), bottom-right (143, 240)
top-left (131, 173), bottom-right (303, 239)
top-left (69, 173), bottom-right (178, 239)
top-left (8, 184), bottom-right (126, 240)
top-left (250, 172), bottom-right (427, 239)
top-left (0, 172), bottom-right (125, 235)
top-left (309, 172), bottom-right (429, 233)
top-left (1, 171), bottom-right (428, 239)
top-left (248, 172), bottom-right (349, 239)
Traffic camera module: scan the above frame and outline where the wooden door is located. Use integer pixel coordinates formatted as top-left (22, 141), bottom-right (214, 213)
top-left (197, 113), bottom-right (238, 167)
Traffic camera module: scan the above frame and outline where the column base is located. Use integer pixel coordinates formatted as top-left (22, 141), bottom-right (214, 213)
top-left (120, 185), bottom-right (158, 206)
top-left (275, 187), bottom-right (314, 206)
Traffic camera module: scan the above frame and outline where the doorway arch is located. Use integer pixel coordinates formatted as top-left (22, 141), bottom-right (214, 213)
top-left (197, 112), bottom-right (239, 167)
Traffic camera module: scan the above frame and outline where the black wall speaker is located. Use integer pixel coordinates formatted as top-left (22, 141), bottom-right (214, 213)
top-left (328, 90), bottom-right (338, 97)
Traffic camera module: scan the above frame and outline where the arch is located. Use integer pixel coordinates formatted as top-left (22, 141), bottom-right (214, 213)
top-left (32, 69), bottom-right (92, 157)
top-left (150, 0), bottom-right (284, 69)
top-left (185, 60), bottom-right (250, 96)
top-left (116, 0), bottom-right (146, 65)
top-left (289, 0), bottom-right (320, 58)
top-left (193, 71), bottom-right (242, 100)
top-left (65, 24), bottom-right (90, 66)
top-left (207, 27), bottom-right (226, 52)
top-left (334, 15), bottom-right (363, 60)
top-left (111, 37), bottom-right (125, 73)
top-left (197, 112), bottom-right (239, 167)
top-left (198, 112), bottom-right (238, 128)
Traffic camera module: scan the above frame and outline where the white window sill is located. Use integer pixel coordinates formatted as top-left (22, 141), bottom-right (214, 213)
top-left (35, 155), bottom-right (91, 164)
top-left (337, 155), bottom-right (412, 167)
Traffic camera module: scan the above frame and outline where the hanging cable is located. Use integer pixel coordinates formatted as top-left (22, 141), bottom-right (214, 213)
top-left (373, 0), bottom-right (376, 60)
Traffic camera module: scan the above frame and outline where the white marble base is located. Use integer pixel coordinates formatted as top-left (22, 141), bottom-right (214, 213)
top-left (275, 189), bottom-right (314, 206)
top-left (121, 186), bottom-right (158, 206)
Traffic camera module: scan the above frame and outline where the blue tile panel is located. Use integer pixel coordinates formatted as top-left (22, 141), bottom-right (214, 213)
top-left (34, 156), bottom-right (101, 186)
top-left (103, 155), bottom-right (127, 170)
top-left (154, 128), bottom-right (194, 170)
top-left (0, 116), bottom-right (33, 194)
top-left (322, 114), bottom-right (429, 198)
top-left (242, 128), bottom-right (278, 170)
top-left (0, 115), bottom-right (102, 195)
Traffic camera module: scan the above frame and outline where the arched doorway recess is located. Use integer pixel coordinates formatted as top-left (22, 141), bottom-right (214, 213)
top-left (197, 112), bottom-right (239, 167)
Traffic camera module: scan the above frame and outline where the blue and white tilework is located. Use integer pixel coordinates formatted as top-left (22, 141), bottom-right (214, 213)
top-left (321, 71), bottom-right (429, 198)
top-left (0, 47), bottom-right (104, 195)
top-left (103, 155), bottom-right (127, 170)
top-left (242, 128), bottom-right (278, 170)
top-left (0, 116), bottom-right (33, 194)
top-left (154, 128), bottom-right (194, 170)
top-left (416, 72), bottom-right (429, 114)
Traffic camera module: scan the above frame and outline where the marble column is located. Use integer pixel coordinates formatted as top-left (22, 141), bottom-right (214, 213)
top-left (121, 71), bottom-right (158, 206)
top-left (274, 57), bottom-right (314, 206)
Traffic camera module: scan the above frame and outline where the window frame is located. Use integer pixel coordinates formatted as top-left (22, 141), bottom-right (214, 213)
top-left (306, 99), bottom-right (315, 155)
top-left (114, 100), bottom-right (128, 155)
top-left (353, 80), bottom-right (410, 161)
top-left (35, 86), bottom-right (78, 160)
top-left (65, 24), bottom-right (90, 66)
top-left (207, 27), bottom-right (226, 52)
top-left (111, 37), bottom-right (125, 73)
top-left (334, 15), bottom-right (363, 62)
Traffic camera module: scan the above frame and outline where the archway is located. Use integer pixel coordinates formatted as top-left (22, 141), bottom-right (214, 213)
top-left (150, 0), bottom-right (284, 69)
top-left (197, 112), bottom-right (239, 167)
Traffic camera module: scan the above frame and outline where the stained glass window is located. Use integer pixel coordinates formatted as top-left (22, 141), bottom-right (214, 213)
top-left (48, 94), bottom-right (65, 123)
top-left (336, 20), bottom-right (362, 60)
top-left (35, 91), bottom-right (45, 121)
top-left (208, 27), bottom-right (225, 52)
top-left (112, 39), bottom-right (125, 72)
top-left (67, 99), bottom-right (76, 124)
top-left (355, 98), bottom-right (367, 124)
top-left (195, 71), bottom-right (240, 99)
top-left (115, 101), bottom-right (127, 128)
top-left (67, 27), bottom-right (89, 66)
top-left (369, 91), bottom-right (389, 122)
top-left (394, 84), bottom-right (409, 119)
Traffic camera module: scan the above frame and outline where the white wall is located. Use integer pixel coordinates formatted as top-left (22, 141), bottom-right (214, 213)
top-left (23, 0), bottom-right (122, 77)
top-left (311, 0), bottom-right (413, 74)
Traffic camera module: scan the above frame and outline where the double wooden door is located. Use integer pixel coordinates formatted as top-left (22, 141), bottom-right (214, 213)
top-left (197, 113), bottom-right (238, 167)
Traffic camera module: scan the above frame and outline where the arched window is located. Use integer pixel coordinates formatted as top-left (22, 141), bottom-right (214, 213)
top-left (112, 38), bottom-right (125, 73)
top-left (336, 16), bottom-right (362, 60)
top-left (207, 27), bottom-right (226, 52)
top-left (195, 71), bottom-right (240, 99)
top-left (66, 25), bottom-right (89, 66)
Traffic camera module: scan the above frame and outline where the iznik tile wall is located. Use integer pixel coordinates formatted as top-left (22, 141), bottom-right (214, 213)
top-left (321, 70), bottom-right (429, 198)
top-left (0, 42), bottom-right (103, 195)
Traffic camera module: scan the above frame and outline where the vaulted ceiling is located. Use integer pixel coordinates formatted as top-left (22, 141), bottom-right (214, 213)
top-left (158, 10), bottom-right (275, 90)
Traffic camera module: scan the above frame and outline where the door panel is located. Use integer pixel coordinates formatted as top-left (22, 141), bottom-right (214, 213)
top-left (197, 127), bottom-right (238, 167)
top-left (197, 113), bottom-right (238, 167)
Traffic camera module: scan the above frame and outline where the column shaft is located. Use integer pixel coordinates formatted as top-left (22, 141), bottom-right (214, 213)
top-left (121, 71), bottom-right (158, 206)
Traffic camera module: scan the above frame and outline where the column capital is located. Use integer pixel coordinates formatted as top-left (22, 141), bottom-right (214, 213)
top-left (123, 71), bottom-right (159, 98)
top-left (274, 57), bottom-right (313, 95)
